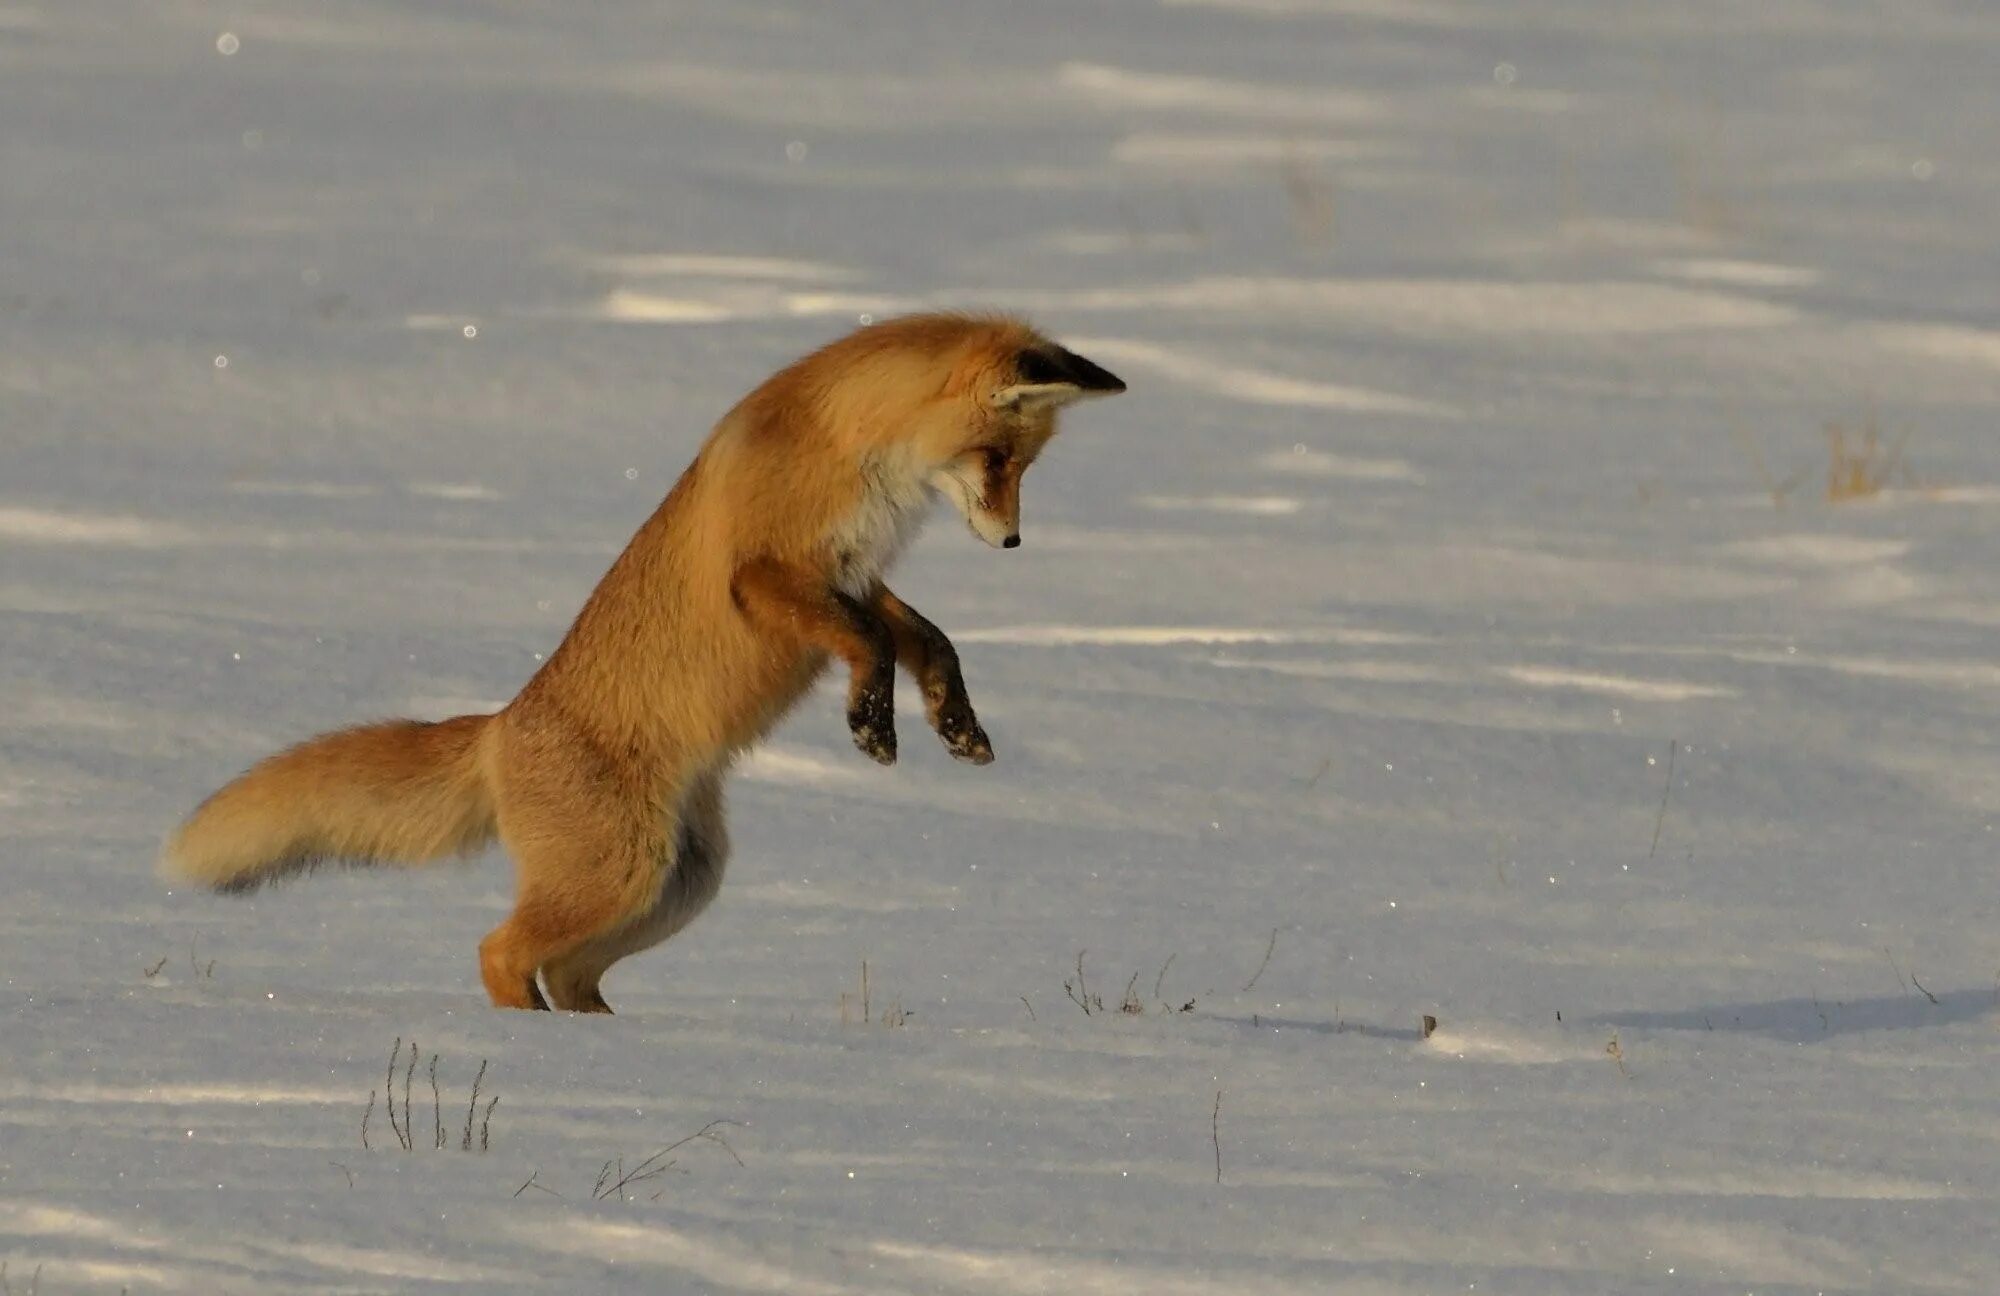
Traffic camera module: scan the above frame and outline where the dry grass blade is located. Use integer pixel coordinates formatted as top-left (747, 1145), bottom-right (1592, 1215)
top-left (1824, 408), bottom-right (1914, 503)
top-left (593, 1120), bottom-right (745, 1201)
top-left (462, 1059), bottom-right (488, 1152)
top-left (1648, 739), bottom-right (1677, 861)
top-left (514, 1170), bottom-right (560, 1198)
top-left (430, 1053), bottom-right (444, 1150)
top-left (1241, 928), bottom-right (1279, 992)
top-left (401, 1040), bottom-right (418, 1152)
top-left (1731, 421), bottom-right (1806, 509)
top-left (1064, 950), bottom-right (1102, 1016)
top-left (361, 1044), bottom-right (494, 1155)
top-left (1212, 1090), bottom-right (1223, 1184)
top-left (384, 1037), bottom-right (406, 1151)
top-left (1281, 143), bottom-right (1335, 247)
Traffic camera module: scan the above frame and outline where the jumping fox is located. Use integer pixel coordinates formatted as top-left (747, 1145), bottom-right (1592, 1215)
top-left (161, 313), bottom-right (1125, 1011)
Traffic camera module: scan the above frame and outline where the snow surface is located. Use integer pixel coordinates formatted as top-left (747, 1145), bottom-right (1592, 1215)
top-left (5, 1), bottom-right (2000, 1291)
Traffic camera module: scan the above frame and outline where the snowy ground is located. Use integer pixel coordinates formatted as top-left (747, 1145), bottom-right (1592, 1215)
top-left (5, 1), bottom-right (2000, 1291)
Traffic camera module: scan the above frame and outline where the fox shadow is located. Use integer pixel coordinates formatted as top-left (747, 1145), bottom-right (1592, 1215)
top-left (1213, 1013), bottom-right (1426, 1041)
top-left (1601, 986), bottom-right (1996, 1043)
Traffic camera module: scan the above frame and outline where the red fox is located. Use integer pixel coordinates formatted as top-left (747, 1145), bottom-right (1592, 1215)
top-left (162, 313), bottom-right (1125, 1011)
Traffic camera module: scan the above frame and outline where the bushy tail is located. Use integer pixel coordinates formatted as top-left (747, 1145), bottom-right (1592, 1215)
top-left (162, 713), bottom-right (498, 893)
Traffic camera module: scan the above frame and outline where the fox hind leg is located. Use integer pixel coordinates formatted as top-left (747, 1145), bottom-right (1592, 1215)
top-left (480, 781), bottom-right (675, 1011)
top-left (478, 935), bottom-right (552, 1011)
top-left (539, 773), bottom-right (729, 1014)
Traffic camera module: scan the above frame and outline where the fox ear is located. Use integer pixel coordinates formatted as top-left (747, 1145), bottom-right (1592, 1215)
top-left (991, 345), bottom-right (1126, 410)
top-left (989, 382), bottom-right (1086, 411)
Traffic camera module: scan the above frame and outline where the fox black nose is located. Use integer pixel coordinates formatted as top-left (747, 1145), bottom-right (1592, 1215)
top-left (1002, 534), bottom-right (1020, 549)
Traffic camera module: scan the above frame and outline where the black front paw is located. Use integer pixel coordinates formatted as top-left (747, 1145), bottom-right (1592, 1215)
top-left (849, 687), bottom-right (897, 766)
top-left (936, 700), bottom-right (994, 766)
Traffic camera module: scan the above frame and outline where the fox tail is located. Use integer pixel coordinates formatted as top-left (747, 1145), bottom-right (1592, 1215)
top-left (161, 714), bottom-right (498, 893)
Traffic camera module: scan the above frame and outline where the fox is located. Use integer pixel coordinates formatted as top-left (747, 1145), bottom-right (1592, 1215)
top-left (161, 312), bottom-right (1125, 1011)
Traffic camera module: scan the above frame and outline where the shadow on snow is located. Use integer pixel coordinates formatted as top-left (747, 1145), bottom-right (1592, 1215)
top-left (1601, 987), bottom-right (1997, 1042)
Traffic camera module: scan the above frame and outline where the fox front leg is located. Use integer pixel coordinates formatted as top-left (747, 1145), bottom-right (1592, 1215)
top-left (872, 585), bottom-right (993, 765)
top-left (732, 558), bottom-right (899, 765)
top-left (829, 588), bottom-right (899, 764)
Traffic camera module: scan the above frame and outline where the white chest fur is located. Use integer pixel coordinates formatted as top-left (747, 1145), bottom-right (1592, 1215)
top-left (828, 452), bottom-right (934, 597)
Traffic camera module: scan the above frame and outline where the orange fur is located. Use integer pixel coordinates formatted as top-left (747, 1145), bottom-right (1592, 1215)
top-left (161, 313), bottom-right (1123, 1011)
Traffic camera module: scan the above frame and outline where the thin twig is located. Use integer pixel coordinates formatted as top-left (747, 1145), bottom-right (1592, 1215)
top-left (1731, 420), bottom-right (1804, 510)
top-left (402, 1040), bottom-right (418, 1151)
top-left (480, 1095), bottom-right (498, 1153)
top-left (1884, 947), bottom-right (1911, 999)
top-left (1, 1263), bottom-right (46, 1296)
top-left (384, 1038), bottom-right (404, 1151)
top-left (361, 1089), bottom-right (375, 1152)
top-left (430, 1054), bottom-right (444, 1150)
top-left (1019, 995), bottom-right (1036, 1022)
top-left (1647, 740), bottom-right (1678, 861)
top-left (1241, 928), bottom-right (1278, 993)
top-left (329, 1160), bottom-right (354, 1190)
top-left (1211, 1090), bottom-right (1223, 1184)
top-left (1909, 972), bottom-right (1941, 1006)
top-left (462, 1059), bottom-right (488, 1152)
top-left (862, 960), bottom-right (871, 1025)
top-left (594, 1120), bottom-right (744, 1200)
top-left (1153, 953), bottom-right (1177, 1003)
top-left (1064, 950), bottom-right (1099, 1016)
top-left (514, 1170), bottom-right (560, 1198)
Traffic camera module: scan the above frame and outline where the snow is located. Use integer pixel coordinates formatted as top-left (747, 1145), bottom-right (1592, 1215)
top-left (4, 0), bottom-right (2000, 1291)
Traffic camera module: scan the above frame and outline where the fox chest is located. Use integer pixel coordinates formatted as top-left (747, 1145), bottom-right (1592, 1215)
top-left (828, 469), bottom-right (932, 598)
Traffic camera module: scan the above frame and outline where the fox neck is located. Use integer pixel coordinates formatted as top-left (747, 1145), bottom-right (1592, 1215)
top-left (827, 449), bottom-right (935, 598)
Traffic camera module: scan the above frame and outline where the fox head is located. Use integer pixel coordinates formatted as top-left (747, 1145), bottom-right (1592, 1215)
top-left (919, 322), bottom-right (1126, 549)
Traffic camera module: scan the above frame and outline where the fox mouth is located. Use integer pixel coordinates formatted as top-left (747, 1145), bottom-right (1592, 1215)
top-left (959, 506), bottom-right (1016, 549)
top-left (962, 511), bottom-right (1018, 549)
top-left (928, 467), bottom-right (1012, 548)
